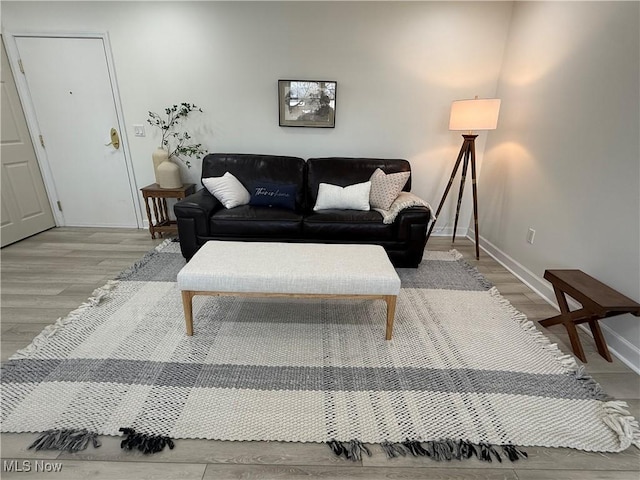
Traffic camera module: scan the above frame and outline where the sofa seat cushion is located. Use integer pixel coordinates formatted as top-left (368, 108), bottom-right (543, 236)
top-left (210, 205), bottom-right (303, 237)
top-left (303, 210), bottom-right (393, 240)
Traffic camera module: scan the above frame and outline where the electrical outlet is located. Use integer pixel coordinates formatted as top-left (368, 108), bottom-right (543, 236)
top-left (133, 124), bottom-right (145, 137)
top-left (527, 228), bottom-right (536, 244)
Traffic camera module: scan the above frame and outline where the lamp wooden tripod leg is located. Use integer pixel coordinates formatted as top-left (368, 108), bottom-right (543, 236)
top-left (426, 134), bottom-right (480, 259)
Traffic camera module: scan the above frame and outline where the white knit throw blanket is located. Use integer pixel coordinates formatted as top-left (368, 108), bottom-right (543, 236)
top-left (373, 191), bottom-right (435, 224)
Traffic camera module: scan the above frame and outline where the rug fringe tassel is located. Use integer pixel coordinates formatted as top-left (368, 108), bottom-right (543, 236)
top-left (6, 241), bottom-right (173, 362)
top-left (458, 439), bottom-right (478, 459)
top-left (449, 250), bottom-right (494, 289)
top-left (119, 428), bottom-right (175, 454)
top-left (449, 249), bottom-right (464, 261)
top-left (115, 238), bottom-right (173, 281)
top-left (327, 439), bottom-right (371, 461)
top-left (403, 438), bottom-right (430, 457)
top-left (502, 444), bottom-right (528, 461)
top-left (347, 439), bottom-right (371, 461)
top-left (487, 287), bottom-right (587, 375)
top-left (28, 429), bottom-right (101, 452)
top-left (572, 366), bottom-right (610, 400)
top-left (380, 441), bottom-right (407, 458)
top-left (493, 283), bottom-right (624, 394)
top-left (602, 401), bottom-right (640, 450)
top-left (7, 281), bottom-right (119, 361)
top-left (477, 442), bottom-right (502, 463)
top-left (330, 439), bottom-right (528, 462)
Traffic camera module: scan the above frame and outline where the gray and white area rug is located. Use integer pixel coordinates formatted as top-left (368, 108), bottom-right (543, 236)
top-left (2, 241), bottom-right (639, 459)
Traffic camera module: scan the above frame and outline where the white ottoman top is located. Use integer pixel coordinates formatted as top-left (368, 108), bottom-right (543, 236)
top-left (177, 241), bottom-right (401, 296)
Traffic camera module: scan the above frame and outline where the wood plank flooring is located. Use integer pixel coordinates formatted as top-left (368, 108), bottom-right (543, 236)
top-left (1, 228), bottom-right (639, 479)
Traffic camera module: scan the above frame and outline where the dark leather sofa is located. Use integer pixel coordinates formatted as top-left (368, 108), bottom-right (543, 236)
top-left (173, 153), bottom-right (431, 267)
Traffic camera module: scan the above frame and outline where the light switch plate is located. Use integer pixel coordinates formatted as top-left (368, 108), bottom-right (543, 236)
top-left (527, 228), bottom-right (536, 244)
top-left (133, 124), bottom-right (145, 137)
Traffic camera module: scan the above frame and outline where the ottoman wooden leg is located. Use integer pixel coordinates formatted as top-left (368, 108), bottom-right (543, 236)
top-left (385, 295), bottom-right (397, 340)
top-left (182, 290), bottom-right (194, 336)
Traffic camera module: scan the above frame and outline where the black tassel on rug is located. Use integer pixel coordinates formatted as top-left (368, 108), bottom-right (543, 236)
top-left (328, 438), bottom-right (527, 463)
top-left (327, 439), bottom-right (372, 461)
top-left (380, 441), bottom-right (407, 458)
top-left (502, 444), bottom-right (528, 461)
top-left (119, 427), bottom-right (174, 454)
top-left (477, 442), bottom-right (503, 462)
top-left (403, 438), bottom-right (431, 457)
top-left (28, 429), bottom-right (101, 452)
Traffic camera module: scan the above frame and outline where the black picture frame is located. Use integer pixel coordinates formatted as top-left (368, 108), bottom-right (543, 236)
top-left (278, 80), bottom-right (336, 128)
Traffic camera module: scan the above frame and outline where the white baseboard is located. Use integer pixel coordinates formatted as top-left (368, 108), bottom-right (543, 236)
top-left (468, 231), bottom-right (640, 374)
top-left (430, 226), bottom-right (469, 238)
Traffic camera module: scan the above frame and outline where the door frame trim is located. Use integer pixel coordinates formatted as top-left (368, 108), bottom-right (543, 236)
top-left (2, 31), bottom-right (144, 228)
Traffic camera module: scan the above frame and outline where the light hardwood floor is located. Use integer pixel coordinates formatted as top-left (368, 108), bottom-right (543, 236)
top-left (1, 227), bottom-right (639, 480)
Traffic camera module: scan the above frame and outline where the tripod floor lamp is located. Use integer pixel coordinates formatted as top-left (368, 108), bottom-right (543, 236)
top-left (425, 97), bottom-right (501, 259)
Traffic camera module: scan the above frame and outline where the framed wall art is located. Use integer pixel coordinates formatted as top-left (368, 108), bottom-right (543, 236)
top-left (278, 80), bottom-right (336, 128)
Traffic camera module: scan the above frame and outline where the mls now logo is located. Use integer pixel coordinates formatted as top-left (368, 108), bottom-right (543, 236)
top-left (3, 460), bottom-right (63, 473)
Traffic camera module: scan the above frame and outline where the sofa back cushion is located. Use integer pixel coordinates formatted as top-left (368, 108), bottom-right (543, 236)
top-left (201, 153), bottom-right (306, 210)
top-left (306, 158), bottom-right (411, 208)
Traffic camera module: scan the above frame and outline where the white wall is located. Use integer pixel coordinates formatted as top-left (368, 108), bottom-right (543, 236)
top-left (1, 0), bottom-right (512, 234)
top-left (479, 1), bottom-right (640, 367)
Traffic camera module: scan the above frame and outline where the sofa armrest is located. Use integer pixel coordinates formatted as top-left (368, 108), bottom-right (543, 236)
top-left (395, 206), bottom-right (431, 242)
top-left (174, 189), bottom-right (220, 235)
top-left (174, 189), bottom-right (221, 259)
top-left (394, 206), bottom-right (431, 266)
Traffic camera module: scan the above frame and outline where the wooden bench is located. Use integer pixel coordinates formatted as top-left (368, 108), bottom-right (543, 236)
top-left (540, 269), bottom-right (640, 362)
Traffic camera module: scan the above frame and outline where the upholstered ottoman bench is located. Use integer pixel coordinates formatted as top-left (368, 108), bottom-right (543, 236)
top-left (177, 241), bottom-right (401, 339)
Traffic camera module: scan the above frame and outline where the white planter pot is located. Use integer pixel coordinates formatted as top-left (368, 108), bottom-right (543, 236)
top-left (156, 158), bottom-right (182, 189)
top-left (152, 148), bottom-right (169, 184)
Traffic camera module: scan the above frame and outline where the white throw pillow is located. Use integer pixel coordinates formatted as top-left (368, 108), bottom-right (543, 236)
top-left (369, 168), bottom-right (411, 210)
top-left (313, 181), bottom-right (371, 211)
top-left (202, 172), bottom-right (250, 209)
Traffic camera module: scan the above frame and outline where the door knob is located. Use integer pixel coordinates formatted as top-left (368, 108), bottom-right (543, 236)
top-left (105, 128), bottom-right (120, 149)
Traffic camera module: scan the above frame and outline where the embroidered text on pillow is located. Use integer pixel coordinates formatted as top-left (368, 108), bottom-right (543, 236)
top-left (250, 182), bottom-right (297, 210)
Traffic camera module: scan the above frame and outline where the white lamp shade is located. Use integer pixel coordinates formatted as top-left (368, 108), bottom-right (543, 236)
top-left (449, 98), bottom-right (501, 131)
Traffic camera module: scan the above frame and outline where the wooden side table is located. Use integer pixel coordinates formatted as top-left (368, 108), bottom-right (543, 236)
top-left (540, 269), bottom-right (640, 362)
top-left (140, 183), bottom-right (196, 239)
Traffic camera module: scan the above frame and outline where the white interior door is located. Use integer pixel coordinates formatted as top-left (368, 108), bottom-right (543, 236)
top-left (14, 36), bottom-right (139, 227)
top-left (1, 37), bottom-right (55, 246)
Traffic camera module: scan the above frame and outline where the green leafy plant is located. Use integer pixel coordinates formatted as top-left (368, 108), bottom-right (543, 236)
top-left (147, 103), bottom-right (207, 168)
